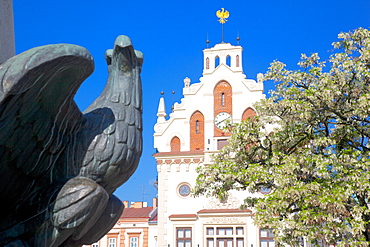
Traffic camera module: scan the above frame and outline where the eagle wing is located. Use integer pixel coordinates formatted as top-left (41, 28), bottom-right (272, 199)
top-left (224, 11), bottom-right (230, 18)
top-left (0, 44), bottom-right (94, 214)
top-left (217, 8), bottom-right (229, 19)
top-left (216, 9), bottom-right (223, 18)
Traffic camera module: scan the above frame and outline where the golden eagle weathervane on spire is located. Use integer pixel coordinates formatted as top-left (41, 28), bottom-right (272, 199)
top-left (216, 8), bottom-right (229, 24)
top-left (216, 8), bottom-right (229, 43)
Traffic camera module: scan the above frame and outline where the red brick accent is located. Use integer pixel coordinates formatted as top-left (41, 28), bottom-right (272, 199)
top-left (242, 107), bottom-right (256, 120)
top-left (190, 111), bottom-right (204, 151)
top-left (214, 81), bottom-right (232, 137)
top-left (165, 159), bottom-right (172, 164)
top-left (170, 136), bottom-right (181, 151)
top-left (143, 228), bottom-right (149, 246)
top-left (120, 228), bottom-right (125, 246)
top-left (184, 159), bottom-right (191, 163)
top-left (174, 159), bottom-right (181, 164)
top-left (156, 160), bottom-right (163, 165)
top-left (193, 158), bottom-right (200, 163)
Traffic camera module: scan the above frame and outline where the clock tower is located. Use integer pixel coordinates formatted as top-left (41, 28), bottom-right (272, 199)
top-left (153, 34), bottom-right (266, 247)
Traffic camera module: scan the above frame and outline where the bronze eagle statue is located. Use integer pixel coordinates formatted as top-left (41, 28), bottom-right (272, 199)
top-left (0, 35), bottom-right (143, 246)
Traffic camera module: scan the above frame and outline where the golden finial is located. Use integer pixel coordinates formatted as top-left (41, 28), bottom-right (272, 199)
top-left (216, 8), bottom-right (229, 43)
top-left (216, 8), bottom-right (229, 24)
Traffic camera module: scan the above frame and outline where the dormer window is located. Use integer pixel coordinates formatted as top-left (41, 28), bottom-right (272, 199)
top-left (226, 55), bottom-right (231, 67)
top-left (221, 93), bottom-right (225, 106)
top-left (215, 56), bottom-right (220, 68)
top-left (196, 120), bottom-right (200, 134)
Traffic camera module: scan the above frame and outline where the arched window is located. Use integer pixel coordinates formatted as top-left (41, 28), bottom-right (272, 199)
top-left (206, 57), bottom-right (210, 70)
top-left (215, 56), bottom-right (220, 68)
top-left (226, 55), bottom-right (231, 67)
top-left (214, 81), bottom-right (232, 108)
top-left (242, 107), bottom-right (257, 120)
top-left (190, 111), bottom-right (204, 151)
top-left (170, 136), bottom-right (181, 152)
top-left (236, 55), bottom-right (240, 67)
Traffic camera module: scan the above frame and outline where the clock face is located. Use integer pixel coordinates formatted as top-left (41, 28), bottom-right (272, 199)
top-left (214, 112), bottom-right (232, 129)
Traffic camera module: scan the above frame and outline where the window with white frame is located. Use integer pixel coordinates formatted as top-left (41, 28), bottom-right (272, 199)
top-left (217, 227), bottom-right (233, 236)
top-left (205, 226), bottom-right (245, 247)
top-left (130, 236), bottom-right (138, 247)
top-left (207, 238), bottom-right (214, 247)
top-left (176, 227), bottom-right (192, 247)
top-left (92, 243), bottom-right (99, 247)
top-left (217, 238), bottom-right (233, 247)
top-left (260, 228), bottom-right (275, 247)
top-left (108, 238), bottom-right (117, 247)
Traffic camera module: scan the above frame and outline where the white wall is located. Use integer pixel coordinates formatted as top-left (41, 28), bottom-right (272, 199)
top-left (154, 42), bottom-right (266, 247)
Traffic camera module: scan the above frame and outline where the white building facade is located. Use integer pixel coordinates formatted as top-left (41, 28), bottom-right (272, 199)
top-left (153, 42), bottom-right (273, 247)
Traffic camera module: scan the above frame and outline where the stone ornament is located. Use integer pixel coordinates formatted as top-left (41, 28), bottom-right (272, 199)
top-left (205, 196), bottom-right (240, 210)
top-left (0, 35), bottom-right (143, 247)
top-left (183, 77), bottom-right (190, 87)
top-left (257, 72), bottom-right (264, 84)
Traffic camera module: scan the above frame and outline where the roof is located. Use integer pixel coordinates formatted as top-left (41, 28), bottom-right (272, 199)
top-left (169, 214), bottom-right (198, 219)
top-left (150, 214), bottom-right (158, 222)
top-left (121, 207), bottom-right (154, 219)
top-left (169, 214), bottom-right (198, 221)
top-left (197, 208), bottom-right (252, 214)
top-left (149, 207), bottom-right (158, 222)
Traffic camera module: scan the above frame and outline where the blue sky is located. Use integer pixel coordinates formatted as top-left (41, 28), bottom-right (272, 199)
top-left (13, 0), bottom-right (370, 206)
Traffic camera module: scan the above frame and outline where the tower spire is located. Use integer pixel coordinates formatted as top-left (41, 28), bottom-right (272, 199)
top-left (156, 92), bottom-right (167, 123)
top-left (216, 8), bottom-right (229, 43)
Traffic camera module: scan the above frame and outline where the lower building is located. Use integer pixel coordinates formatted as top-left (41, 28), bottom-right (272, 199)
top-left (83, 200), bottom-right (158, 247)
top-left (154, 152), bottom-right (269, 247)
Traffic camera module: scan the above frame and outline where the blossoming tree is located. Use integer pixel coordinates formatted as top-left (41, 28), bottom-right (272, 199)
top-left (194, 27), bottom-right (370, 246)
